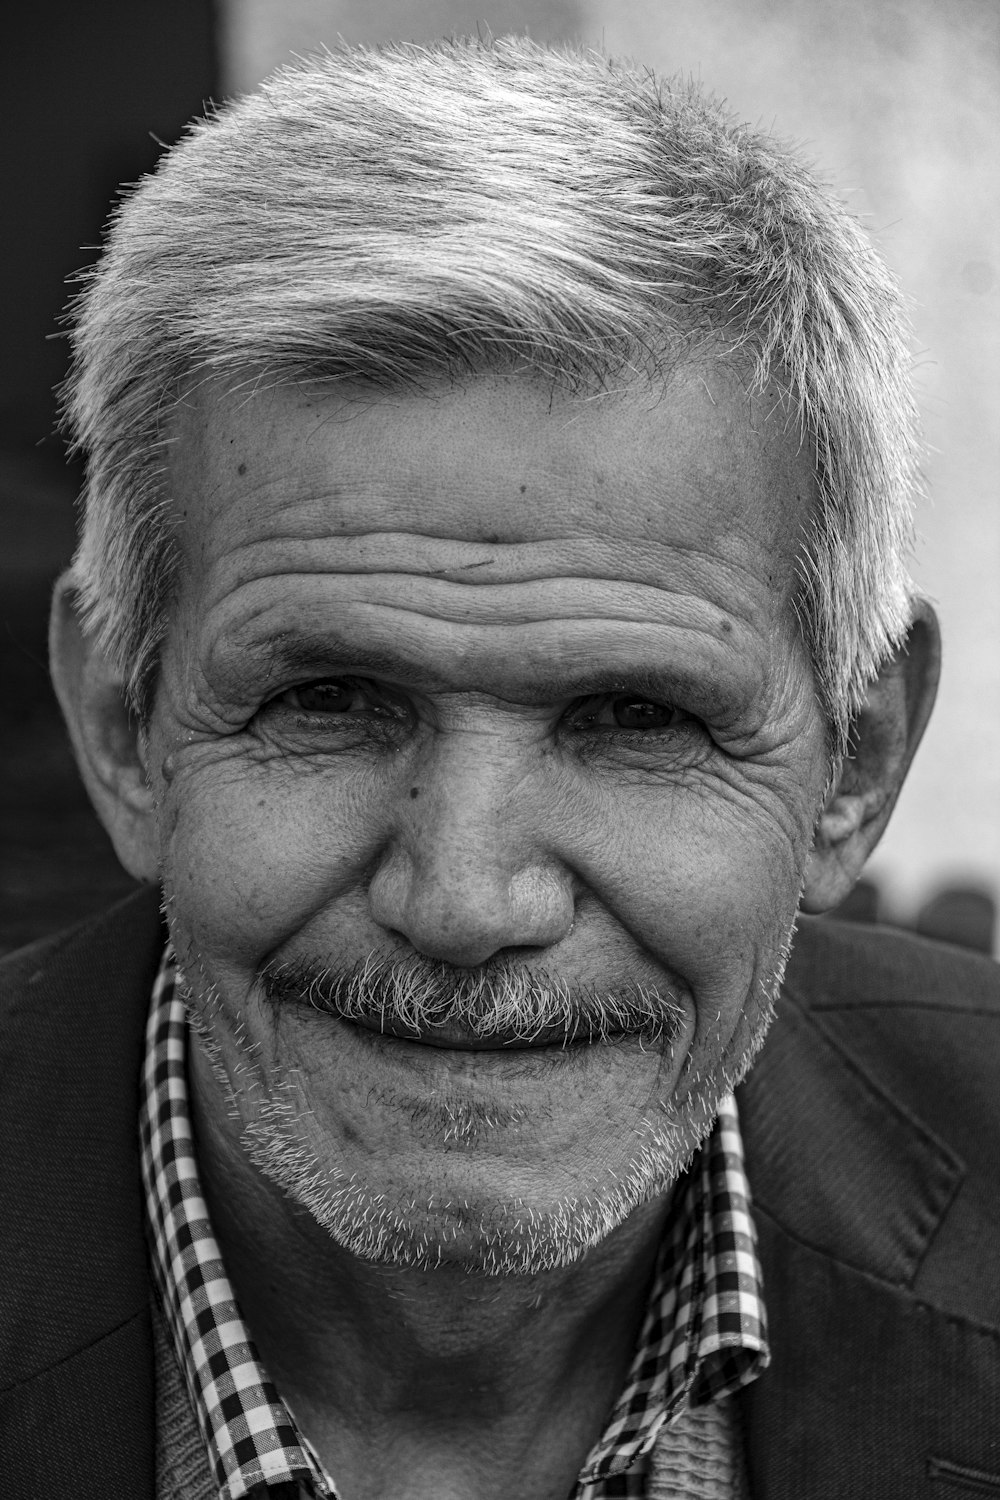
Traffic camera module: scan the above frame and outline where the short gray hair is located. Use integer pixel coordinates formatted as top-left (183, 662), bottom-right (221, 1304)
top-left (61, 36), bottom-right (919, 755)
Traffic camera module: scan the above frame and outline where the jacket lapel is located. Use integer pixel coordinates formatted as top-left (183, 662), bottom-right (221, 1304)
top-left (735, 927), bottom-right (1000, 1498)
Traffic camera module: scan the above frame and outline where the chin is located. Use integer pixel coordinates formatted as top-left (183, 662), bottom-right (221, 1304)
top-left (238, 1078), bottom-right (724, 1277)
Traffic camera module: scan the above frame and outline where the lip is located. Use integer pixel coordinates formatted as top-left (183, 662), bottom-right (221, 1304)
top-left (341, 1013), bottom-right (628, 1051)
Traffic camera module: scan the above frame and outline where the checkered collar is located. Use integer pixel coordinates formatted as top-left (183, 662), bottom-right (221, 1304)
top-left (140, 947), bottom-right (768, 1500)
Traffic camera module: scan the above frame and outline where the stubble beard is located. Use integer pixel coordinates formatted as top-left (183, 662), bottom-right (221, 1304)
top-left (178, 934), bottom-right (795, 1278)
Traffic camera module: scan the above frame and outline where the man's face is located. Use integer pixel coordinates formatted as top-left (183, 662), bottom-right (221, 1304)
top-left (144, 366), bottom-right (829, 1274)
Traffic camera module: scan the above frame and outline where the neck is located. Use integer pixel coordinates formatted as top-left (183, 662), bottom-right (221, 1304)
top-left (190, 1050), bottom-right (672, 1500)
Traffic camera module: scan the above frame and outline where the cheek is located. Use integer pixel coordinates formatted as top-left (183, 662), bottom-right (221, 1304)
top-left (578, 778), bottom-right (812, 1011)
top-left (157, 756), bottom-right (387, 964)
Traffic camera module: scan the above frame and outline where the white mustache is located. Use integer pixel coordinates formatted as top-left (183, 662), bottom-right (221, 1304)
top-left (259, 952), bottom-right (685, 1048)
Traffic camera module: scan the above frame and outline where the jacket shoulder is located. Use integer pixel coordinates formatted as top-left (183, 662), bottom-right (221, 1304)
top-left (785, 914), bottom-right (1000, 1017)
top-left (0, 876), bottom-right (160, 984)
top-left (0, 885), bottom-right (164, 1021)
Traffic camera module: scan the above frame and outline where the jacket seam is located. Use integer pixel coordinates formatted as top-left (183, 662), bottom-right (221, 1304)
top-left (909, 1296), bottom-right (1000, 1345)
top-left (0, 1306), bottom-right (149, 1399)
top-left (808, 1001), bottom-right (1000, 1020)
top-left (772, 992), bottom-right (965, 1182)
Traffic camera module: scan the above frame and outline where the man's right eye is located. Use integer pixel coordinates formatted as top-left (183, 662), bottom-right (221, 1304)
top-left (280, 679), bottom-right (366, 714)
top-left (270, 677), bottom-right (409, 720)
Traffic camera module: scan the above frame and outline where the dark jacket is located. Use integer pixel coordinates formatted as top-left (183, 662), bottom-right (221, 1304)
top-left (1, 888), bottom-right (999, 1498)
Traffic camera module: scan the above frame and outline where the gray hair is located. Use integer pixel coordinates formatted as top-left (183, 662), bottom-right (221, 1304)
top-left (60, 36), bottom-right (919, 755)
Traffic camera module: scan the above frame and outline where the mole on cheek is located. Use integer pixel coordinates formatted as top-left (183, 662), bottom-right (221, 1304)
top-left (161, 753), bottom-right (178, 783)
top-left (237, 462), bottom-right (248, 476)
top-left (409, 786), bottom-right (420, 799)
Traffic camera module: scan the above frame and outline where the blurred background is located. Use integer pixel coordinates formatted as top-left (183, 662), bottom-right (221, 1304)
top-left (1, 0), bottom-right (996, 957)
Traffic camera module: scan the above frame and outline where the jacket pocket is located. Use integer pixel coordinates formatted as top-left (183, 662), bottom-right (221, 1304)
top-left (929, 1457), bottom-right (1000, 1495)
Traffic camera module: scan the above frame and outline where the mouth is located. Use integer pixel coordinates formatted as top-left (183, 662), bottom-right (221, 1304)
top-left (341, 1013), bottom-right (634, 1051)
top-left (259, 952), bottom-right (686, 1057)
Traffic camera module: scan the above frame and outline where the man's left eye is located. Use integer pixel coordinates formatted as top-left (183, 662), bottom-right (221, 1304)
top-left (568, 695), bottom-right (691, 731)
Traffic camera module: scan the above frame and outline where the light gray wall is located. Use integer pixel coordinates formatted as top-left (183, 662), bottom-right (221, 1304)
top-left (219, 0), bottom-right (1000, 932)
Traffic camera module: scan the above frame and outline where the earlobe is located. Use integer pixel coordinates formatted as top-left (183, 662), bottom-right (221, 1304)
top-left (49, 572), bottom-right (161, 882)
top-left (801, 600), bottom-right (941, 914)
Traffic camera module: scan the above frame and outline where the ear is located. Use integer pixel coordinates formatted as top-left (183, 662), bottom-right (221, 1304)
top-left (49, 572), bottom-right (161, 882)
top-left (801, 599), bottom-right (940, 914)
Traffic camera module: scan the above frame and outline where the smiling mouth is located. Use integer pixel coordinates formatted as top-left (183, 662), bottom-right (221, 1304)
top-left (261, 953), bottom-right (686, 1054)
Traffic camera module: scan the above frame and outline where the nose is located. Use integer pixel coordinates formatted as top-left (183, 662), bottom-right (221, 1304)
top-left (367, 735), bottom-right (575, 967)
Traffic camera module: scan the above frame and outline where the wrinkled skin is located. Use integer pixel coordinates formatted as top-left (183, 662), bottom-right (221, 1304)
top-left (133, 365), bottom-right (832, 1276)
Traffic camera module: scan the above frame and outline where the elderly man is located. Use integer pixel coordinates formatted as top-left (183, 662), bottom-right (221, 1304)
top-left (1, 36), bottom-right (997, 1500)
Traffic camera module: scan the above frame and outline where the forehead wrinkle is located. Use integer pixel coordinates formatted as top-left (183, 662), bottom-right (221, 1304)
top-left (187, 469), bottom-right (806, 566)
top-left (194, 532), bottom-right (780, 636)
top-left (202, 569), bottom-right (761, 634)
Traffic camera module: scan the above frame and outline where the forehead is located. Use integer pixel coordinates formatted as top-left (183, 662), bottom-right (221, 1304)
top-left (168, 365), bottom-right (816, 586)
top-left (159, 366), bottom-right (823, 729)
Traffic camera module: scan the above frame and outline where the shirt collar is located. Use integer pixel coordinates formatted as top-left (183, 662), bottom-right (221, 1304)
top-left (140, 946), bottom-right (768, 1499)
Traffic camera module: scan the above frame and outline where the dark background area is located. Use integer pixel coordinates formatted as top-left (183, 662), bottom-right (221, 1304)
top-left (0, 2), bottom-right (217, 954)
top-left (1, 3), bottom-right (993, 959)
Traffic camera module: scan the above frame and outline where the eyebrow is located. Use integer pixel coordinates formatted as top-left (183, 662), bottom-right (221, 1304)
top-left (254, 632), bottom-right (415, 685)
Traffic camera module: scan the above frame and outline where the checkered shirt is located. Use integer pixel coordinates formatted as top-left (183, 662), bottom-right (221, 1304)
top-left (140, 947), bottom-right (769, 1500)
